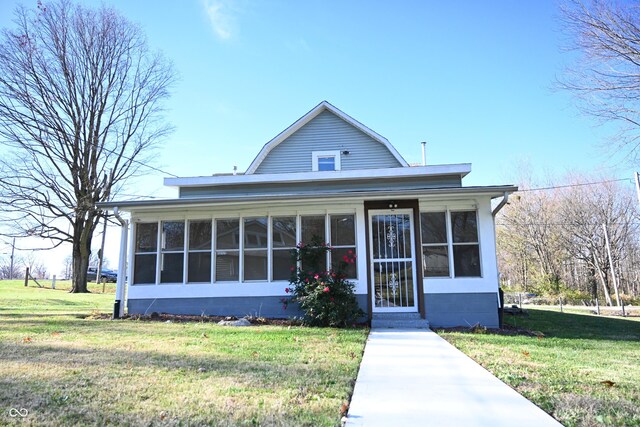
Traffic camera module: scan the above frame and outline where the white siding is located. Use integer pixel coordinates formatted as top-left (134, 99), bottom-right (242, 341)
top-left (254, 110), bottom-right (403, 174)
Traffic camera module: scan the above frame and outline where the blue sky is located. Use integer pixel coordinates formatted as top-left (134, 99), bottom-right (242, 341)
top-left (0, 0), bottom-right (635, 270)
top-left (0, 0), bottom-right (630, 192)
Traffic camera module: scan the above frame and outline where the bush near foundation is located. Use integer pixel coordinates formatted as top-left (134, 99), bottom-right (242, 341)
top-left (284, 236), bottom-right (363, 327)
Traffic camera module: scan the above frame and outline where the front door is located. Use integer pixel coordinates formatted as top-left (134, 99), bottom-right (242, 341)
top-left (369, 209), bottom-right (418, 312)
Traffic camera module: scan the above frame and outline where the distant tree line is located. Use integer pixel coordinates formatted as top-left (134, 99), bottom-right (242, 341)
top-left (496, 174), bottom-right (640, 305)
top-left (0, 252), bottom-right (48, 280)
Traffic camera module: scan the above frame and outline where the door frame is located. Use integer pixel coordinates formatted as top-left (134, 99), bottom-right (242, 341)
top-left (364, 200), bottom-right (425, 319)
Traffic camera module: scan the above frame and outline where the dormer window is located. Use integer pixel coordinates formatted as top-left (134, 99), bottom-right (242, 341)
top-left (312, 150), bottom-right (341, 172)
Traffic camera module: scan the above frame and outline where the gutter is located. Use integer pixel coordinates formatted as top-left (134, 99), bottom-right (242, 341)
top-left (97, 185), bottom-right (519, 211)
top-left (491, 191), bottom-right (510, 217)
top-left (112, 207), bottom-right (129, 319)
top-left (491, 191), bottom-right (511, 319)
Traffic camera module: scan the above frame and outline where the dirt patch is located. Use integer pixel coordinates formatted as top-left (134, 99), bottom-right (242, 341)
top-left (85, 312), bottom-right (302, 326)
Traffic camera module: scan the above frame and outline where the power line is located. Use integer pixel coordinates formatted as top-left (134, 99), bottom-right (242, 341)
top-left (516, 178), bottom-right (631, 192)
top-left (85, 141), bottom-right (179, 178)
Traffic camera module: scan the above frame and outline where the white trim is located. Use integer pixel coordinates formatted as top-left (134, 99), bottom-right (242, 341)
top-left (244, 101), bottom-right (408, 174)
top-left (312, 150), bottom-right (341, 172)
top-left (165, 164), bottom-right (471, 188)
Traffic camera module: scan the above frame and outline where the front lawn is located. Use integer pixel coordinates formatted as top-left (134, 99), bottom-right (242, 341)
top-left (437, 309), bottom-right (640, 427)
top-left (0, 280), bottom-right (368, 426)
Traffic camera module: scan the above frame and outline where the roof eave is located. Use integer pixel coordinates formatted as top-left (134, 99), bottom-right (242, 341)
top-left (164, 164), bottom-right (472, 188)
top-left (97, 185), bottom-right (518, 211)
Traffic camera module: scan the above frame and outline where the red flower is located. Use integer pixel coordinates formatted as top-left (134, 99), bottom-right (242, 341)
top-left (323, 287), bottom-right (330, 293)
top-left (330, 297), bottom-right (335, 302)
top-left (342, 255), bottom-right (349, 262)
top-left (314, 274), bottom-right (320, 280)
top-left (347, 250), bottom-right (353, 255)
top-left (285, 288), bottom-right (290, 293)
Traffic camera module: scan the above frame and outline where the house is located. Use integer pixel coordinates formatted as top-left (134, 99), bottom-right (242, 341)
top-left (99, 101), bottom-right (516, 327)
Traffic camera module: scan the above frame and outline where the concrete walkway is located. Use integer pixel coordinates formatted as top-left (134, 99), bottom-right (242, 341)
top-left (345, 329), bottom-right (562, 427)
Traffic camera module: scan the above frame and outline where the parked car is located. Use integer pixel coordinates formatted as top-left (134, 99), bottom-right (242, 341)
top-left (87, 267), bottom-right (117, 283)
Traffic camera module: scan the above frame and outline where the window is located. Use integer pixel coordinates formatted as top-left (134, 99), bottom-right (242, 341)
top-left (299, 214), bottom-right (357, 278)
top-left (272, 216), bottom-right (296, 281)
top-left (420, 210), bottom-right (480, 278)
top-left (132, 213), bottom-right (358, 284)
top-left (451, 211), bottom-right (480, 277)
top-left (134, 222), bottom-right (158, 284)
top-left (244, 217), bottom-right (268, 281)
top-left (330, 214), bottom-right (357, 278)
top-left (215, 219), bottom-right (239, 281)
top-left (160, 221), bottom-right (184, 283)
top-left (420, 212), bottom-right (449, 277)
top-left (188, 220), bottom-right (212, 283)
top-left (312, 151), bottom-right (341, 171)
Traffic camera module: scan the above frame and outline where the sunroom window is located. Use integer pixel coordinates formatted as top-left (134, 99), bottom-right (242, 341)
top-left (420, 212), bottom-right (449, 277)
top-left (420, 210), bottom-right (481, 278)
top-left (187, 220), bottom-right (212, 283)
top-left (134, 222), bottom-right (158, 284)
top-left (330, 214), bottom-right (356, 278)
top-left (160, 221), bottom-right (184, 283)
top-left (215, 219), bottom-right (239, 281)
top-left (451, 211), bottom-right (481, 277)
top-left (132, 213), bottom-right (358, 284)
top-left (244, 217), bottom-right (268, 281)
top-left (272, 216), bottom-right (297, 281)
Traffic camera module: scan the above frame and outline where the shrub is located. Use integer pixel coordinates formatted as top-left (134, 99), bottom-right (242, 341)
top-left (283, 236), bottom-right (364, 327)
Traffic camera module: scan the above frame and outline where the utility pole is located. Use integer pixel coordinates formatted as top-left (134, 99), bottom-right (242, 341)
top-left (96, 171), bottom-right (111, 285)
top-left (635, 172), bottom-right (640, 206)
top-left (602, 223), bottom-right (622, 307)
top-left (9, 237), bottom-right (15, 280)
top-left (96, 212), bottom-right (108, 285)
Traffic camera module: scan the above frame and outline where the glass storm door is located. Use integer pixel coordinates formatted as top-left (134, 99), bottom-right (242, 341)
top-left (369, 210), bottom-right (418, 312)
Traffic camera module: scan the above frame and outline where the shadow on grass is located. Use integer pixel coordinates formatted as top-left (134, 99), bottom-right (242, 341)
top-left (505, 309), bottom-right (640, 341)
top-left (0, 336), bottom-right (355, 427)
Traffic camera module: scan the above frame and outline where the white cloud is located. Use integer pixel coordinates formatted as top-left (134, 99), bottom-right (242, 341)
top-left (203, 0), bottom-right (236, 40)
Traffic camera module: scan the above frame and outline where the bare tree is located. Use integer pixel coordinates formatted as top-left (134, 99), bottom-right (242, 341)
top-left (0, 1), bottom-right (175, 292)
top-left (61, 255), bottom-right (72, 280)
top-left (560, 0), bottom-right (640, 161)
top-left (22, 252), bottom-right (48, 279)
top-left (498, 189), bottom-right (565, 290)
top-left (559, 176), bottom-right (639, 305)
top-left (497, 172), bottom-right (640, 304)
top-left (0, 255), bottom-right (22, 280)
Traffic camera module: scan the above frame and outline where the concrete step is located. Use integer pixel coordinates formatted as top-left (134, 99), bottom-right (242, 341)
top-left (371, 312), bottom-right (430, 329)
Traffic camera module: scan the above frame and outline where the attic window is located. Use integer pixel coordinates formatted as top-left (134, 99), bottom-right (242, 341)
top-left (312, 151), bottom-right (341, 172)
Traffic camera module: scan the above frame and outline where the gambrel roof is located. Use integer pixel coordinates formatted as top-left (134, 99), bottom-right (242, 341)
top-left (245, 101), bottom-right (408, 174)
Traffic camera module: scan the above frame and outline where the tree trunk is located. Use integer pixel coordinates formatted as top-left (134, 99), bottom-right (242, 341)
top-left (70, 217), bottom-right (96, 293)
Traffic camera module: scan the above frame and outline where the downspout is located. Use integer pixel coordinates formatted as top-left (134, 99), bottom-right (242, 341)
top-left (492, 191), bottom-right (509, 217)
top-left (491, 191), bottom-right (509, 326)
top-left (112, 207), bottom-right (129, 319)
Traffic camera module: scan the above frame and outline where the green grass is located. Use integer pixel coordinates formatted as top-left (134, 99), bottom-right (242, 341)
top-left (437, 309), bottom-right (640, 427)
top-left (0, 280), bottom-right (368, 426)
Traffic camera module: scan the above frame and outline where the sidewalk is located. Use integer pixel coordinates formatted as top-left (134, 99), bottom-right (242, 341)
top-left (345, 329), bottom-right (562, 427)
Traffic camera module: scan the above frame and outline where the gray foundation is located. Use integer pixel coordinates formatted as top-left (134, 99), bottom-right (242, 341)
top-left (425, 292), bottom-right (499, 328)
top-left (128, 294), bottom-right (370, 319)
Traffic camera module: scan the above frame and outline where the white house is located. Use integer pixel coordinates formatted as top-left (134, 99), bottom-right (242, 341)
top-left (99, 101), bottom-right (516, 327)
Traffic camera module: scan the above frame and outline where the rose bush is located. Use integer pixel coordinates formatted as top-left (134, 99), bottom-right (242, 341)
top-left (283, 236), bottom-right (364, 327)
